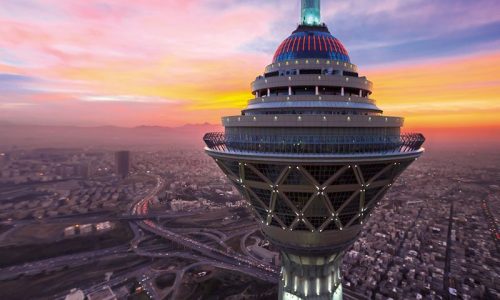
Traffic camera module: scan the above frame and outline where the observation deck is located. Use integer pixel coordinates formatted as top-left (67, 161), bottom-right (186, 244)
top-left (204, 132), bottom-right (425, 158)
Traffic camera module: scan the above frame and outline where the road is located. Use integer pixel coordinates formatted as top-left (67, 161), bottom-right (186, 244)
top-left (50, 263), bottom-right (155, 300)
top-left (134, 221), bottom-right (278, 282)
top-left (0, 173), bottom-right (279, 299)
top-left (481, 194), bottom-right (500, 251)
top-left (0, 245), bottom-right (131, 281)
top-left (240, 228), bottom-right (269, 263)
top-left (0, 211), bottom-right (202, 227)
top-left (127, 175), bottom-right (280, 298)
top-left (131, 176), bottom-right (277, 271)
top-left (443, 203), bottom-right (457, 300)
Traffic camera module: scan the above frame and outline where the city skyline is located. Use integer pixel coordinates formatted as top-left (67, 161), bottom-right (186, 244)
top-left (0, 0), bottom-right (499, 132)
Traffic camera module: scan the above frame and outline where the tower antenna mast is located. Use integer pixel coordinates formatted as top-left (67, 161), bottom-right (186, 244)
top-left (301, 0), bottom-right (321, 26)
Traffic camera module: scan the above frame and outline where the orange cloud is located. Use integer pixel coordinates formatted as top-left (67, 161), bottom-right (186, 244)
top-left (1, 1), bottom-right (499, 131)
top-left (365, 52), bottom-right (500, 129)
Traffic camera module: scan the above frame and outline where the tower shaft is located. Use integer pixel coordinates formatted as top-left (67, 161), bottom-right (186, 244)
top-left (280, 251), bottom-right (343, 300)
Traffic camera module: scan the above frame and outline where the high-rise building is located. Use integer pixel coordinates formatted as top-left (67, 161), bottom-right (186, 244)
top-left (204, 1), bottom-right (425, 299)
top-left (0, 152), bottom-right (5, 169)
top-left (114, 151), bottom-right (130, 179)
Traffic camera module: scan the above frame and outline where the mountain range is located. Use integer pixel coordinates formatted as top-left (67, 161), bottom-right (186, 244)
top-left (0, 123), bottom-right (223, 149)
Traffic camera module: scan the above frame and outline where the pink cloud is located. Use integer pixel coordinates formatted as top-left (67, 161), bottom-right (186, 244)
top-left (0, 0), bottom-right (498, 127)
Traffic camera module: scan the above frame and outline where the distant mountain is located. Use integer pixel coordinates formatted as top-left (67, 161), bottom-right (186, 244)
top-left (2, 122), bottom-right (498, 151)
top-left (0, 123), bottom-right (223, 149)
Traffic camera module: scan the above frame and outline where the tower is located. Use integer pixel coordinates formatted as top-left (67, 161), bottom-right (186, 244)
top-left (204, 1), bottom-right (425, 299)
top-left (115, 151), bottom-right (130, 179)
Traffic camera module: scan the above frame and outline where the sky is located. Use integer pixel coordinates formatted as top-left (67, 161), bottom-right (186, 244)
top-left (0, 0), bottom-right (499, 131)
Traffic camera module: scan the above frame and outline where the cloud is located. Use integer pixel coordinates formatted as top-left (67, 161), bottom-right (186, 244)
top-left (0, 73), bottom-right (35, 82)
top-left (319, 0), bottom-right (500, 65)
top-left (81, 95), bottom-right (179, 104)
top-left (0, 0), bottom-right (499, 127)
top-left (0, 73), bottom-right (38, 95)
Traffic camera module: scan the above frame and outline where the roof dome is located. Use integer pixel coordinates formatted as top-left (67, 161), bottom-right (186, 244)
top-left (273, 25), bottom-right (350, 63)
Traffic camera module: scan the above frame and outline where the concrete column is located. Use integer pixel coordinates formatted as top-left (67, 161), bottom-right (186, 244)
top-left (289, 86), bottom-right (292, 96)
top-left (256, 91), bottom-right (259, 97)
top-left (279, 251), bottom-right (343, 300)
top-left (267, 89), bottom-right (271, 97)
top-left (359, 90), bottom-right (362, 97)
top-left (315, 86), bottom-right (319, 95)
top-left (341, 87), bottom-right (344, 96)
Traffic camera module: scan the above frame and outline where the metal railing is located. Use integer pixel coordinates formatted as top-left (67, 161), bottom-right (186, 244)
top-left (204, 132), bottom-right (425, 155)
top-left (247, 94), bottom-right (377, 106)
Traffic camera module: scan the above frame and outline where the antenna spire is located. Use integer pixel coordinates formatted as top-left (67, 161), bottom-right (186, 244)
top-left (301, 0), bottom-right (321, 26)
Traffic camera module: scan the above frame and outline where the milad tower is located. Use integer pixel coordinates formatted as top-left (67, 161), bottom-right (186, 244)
top-left (204, 1), bottom-right (425, 299)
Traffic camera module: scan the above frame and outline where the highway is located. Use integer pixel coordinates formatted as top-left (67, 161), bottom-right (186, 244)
top-left (127, 175), bottom-right (280, 298)
top-left (185, 231), bottom-right (233, 252)
top-left (0, 245), bottom-right (131, 281)
top-left (134, 220), bottom-right (278, 282)
top-left (240, 228), bottom-right (266, 263)
top-left (0, 211), bottom-right (202, 227)
top-left (0, 173), bottom-right (279, 300)
top-left (50, 263), bottom-right (155, 300)
top-left (132, 178), bottom-right (277, 269)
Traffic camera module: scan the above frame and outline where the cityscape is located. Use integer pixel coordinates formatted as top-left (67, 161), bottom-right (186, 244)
top-left (0, 144), bottom-right (498, 299)
top-left (1, 0), bottom-right (500, 300)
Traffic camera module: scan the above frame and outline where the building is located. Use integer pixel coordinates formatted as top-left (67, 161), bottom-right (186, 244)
top-left (64, 289), bottom-right (84, 300)
top-left (86, 286), bottom-right (117, 300)
top-left (114, 151), bottom-right (130, 179)
top-left (64, 226), bottom-right (76, 237)
top-left (170, 199), bottom-right (201, 212)
top-left (0, 152), bottom-right (6, 169)
top-left (204, 1), bottom-right (425, 299)
top-left (79, 224), bottom-right (93, 235)
top-left (76, 163), bottom-right (90, 178)
top-left (249, 244), bottom-right (280, 265)
top-left (96, 221), bottom-right (114, 232)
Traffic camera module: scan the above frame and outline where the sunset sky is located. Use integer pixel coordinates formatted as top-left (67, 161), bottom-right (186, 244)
top-left (0, 0), bottom-right (499, 131)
